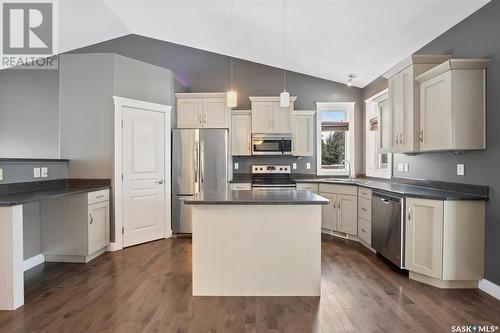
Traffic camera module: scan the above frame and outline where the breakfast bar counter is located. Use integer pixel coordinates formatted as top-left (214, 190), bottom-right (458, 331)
top-left (185, 189), bottom-right (328, 297)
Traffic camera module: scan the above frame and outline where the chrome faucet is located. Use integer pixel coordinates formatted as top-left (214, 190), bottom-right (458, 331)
top-left (340, 159), bottom-right (352, 181)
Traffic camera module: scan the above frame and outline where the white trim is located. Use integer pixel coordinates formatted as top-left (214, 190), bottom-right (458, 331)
top-left (112, 96), bottom-right (172, 251)
top-left (249, 96), bottom-right (297, 102)
top-left (176, 92), bottom-right (228, 99)
top-left (294, 110), bottom-right (316, 116)
top-left (316, 102), bottom-right (356, 176)
top-left (23, 254), bottom-right (45, 271)
top-left (232, 110), bottom-right (251, 115)
top-left (479, 279), bottom-right (500, 300)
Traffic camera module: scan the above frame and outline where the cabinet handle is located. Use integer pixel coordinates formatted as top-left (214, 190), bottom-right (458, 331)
top-left (337, 200), bottom-right (341, 210)
top-left (199, 114), bottom-right (202, 124)
top-left (203, 114), bottom-right (206, 124)
top-left (333, 201), bottom-right (336, 209)
top-left (361, 208), bottom-right (367, 211)
top-left (95, 194), bottom-right (104, 199)
top-left (90, 213), bottom-right (94, 224)
top-left (419, 130), bottom-right (424, 143)
top-left (408, 206), bottom-right (412, 221)
top-left (361, 228), bottom-right (366, 233)
top-left (269, 119), bottom-right (272, 129)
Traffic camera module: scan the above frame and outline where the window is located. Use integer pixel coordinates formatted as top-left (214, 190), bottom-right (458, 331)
top-left (316, 102), bottom-right (355, 176)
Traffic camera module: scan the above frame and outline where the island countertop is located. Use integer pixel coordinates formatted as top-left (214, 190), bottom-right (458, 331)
top-left (184, 189), bottom-right (329, 205)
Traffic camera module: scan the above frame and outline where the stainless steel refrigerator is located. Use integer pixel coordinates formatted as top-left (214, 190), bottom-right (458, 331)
top-left (172, 129), bottom-right (228, 233)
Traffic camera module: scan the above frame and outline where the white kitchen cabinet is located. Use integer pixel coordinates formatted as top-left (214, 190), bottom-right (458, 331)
top-left (321, 193), bottom-right (337, 230)
top-left (405, 197), bottom-right (485, 288)
top-left (230, 183), bottom-right (252, 191)
top-left (293, 111), bottom-right (315, 156)
top-left (416, 59), bottom-right (488, 152)
top-left (41, 189), bottom-right (110, 263)
top-left (176, 93), bottom-right (230, 129)
top-left (231, 111), bottom-right (252, 156)
top-left (319, 184), bottom-right (358, 236)
top-left (383, 55), bottom-right (453, 153)
top-left (249, 96), bottom-right (296, 134)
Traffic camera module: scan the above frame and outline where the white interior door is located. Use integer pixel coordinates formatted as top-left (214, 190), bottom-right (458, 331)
top-left (122, 107), bottom-right (166, 247)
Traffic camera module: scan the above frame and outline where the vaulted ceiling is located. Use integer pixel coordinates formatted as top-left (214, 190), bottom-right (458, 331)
top-left (52, 0), bottom-right (491, 86)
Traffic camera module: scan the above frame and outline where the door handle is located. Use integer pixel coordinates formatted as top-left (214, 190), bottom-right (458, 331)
top-left (381, 198), bottom-right (390, 204)
top-left (158, 180), bottom-right (164, 184)
top-left (194, 145), bottom-right (199, 183)
top-left (200, 142), bottom-right (205, 183)
top-left (89, 214), bottom-right (94, 224)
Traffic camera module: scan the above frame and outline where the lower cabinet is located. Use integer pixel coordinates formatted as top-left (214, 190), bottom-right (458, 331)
top-left (405, 197), bottom-right (485, 288)
top-left (319, 184), bottom-right (358, 236)
top-left (41, 189), bottom-right (110, 263)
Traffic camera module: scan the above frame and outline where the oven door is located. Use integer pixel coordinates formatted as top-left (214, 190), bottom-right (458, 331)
top-left (252, 136), bottom-right (293, 155)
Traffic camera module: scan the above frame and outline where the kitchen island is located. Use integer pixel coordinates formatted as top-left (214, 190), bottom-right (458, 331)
top-left (184, 189), bottom-right (329, 296)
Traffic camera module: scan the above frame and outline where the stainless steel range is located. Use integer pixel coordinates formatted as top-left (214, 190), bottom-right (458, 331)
top-left (251, 165), bottom-right (296, 189)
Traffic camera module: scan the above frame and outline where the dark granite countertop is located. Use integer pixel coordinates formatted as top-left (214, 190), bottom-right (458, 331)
top-left (231, 174), bottom-right (488, 201)
top-left (0, 179), bottom-right (111, 206)
top-left (184, 189), bottom-right (329, 205)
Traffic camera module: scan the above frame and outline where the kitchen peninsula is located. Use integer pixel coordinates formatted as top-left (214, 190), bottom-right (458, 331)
top-left (184, 189), bottom-right (328, 296)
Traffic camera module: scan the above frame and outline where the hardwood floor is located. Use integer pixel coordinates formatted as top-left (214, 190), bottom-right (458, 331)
top-left (1, 235), bottom-right (499, 333)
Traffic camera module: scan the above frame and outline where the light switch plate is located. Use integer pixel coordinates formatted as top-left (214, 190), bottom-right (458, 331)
top-left (0, 168), bottom-right (3, 181)
top-left (234, 163), bottom-right (239, 170)
top-left (33, 167), bottom-right (41, 178)
top-left (41, 167), bottom-right (48, 178)
top-left (457, 164), bottom-right (465, 176)
top-left (306, 162), bottom-right (311, 170)
top-left (292, 163), bottom-right (297, 170)
top-left (403, 163), bottom-right (409, 172)
top-left (397, 163), bottom-right (404, 172)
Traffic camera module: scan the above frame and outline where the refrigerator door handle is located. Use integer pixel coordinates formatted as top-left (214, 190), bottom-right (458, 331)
top-left (200, 141), bottom-right (205, 184)
top-left (194, 144), bottom-right (199, 184)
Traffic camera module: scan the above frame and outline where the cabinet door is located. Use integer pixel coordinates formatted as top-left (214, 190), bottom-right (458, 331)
top-left (399, 66), bottom-right (413, 151)
top-left (388, 74), bottom-right (401, 151)
top-left (202, 98), bottom-right (229, 128)
top-left (292, 114), bottom-right (314, 156)
top-left (419, 72), bottom-right (452, 151)
top-left (338, 194), bottom-right (357, 235)
top-left (177, 98), bottom-right (203, 128)
top-left (405, 198), bottom-right (443, 279)
top-left (231, 114), bottom-right (251, 155)
top-left (252, 102), bottom-right (273, 133)
top-left (88, 201), bottom-right (110, 255)
top-left (378, 99), bottom-right (391, 152)
top-left (272, 102), bottom-right (292, 133)
top-left (321, 193), bottom-right (337, 230)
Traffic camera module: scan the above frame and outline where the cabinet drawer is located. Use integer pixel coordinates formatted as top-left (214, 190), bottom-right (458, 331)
top-left (358, 197), bottom-right (371, 221)
top-left (230, 183), bottom-right (252, 191)
top-left (88, 189), bottom-right (109, 205)
top-left (319, 184), bottom-right (357, 196)
top-left (358, 218), bottom-right (371, 245)
top-left (296, 183), bottom-right (318, 193)
top-left (358, 187), bottom-right (372, 200)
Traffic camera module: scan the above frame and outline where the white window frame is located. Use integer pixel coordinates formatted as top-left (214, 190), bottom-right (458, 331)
top-left (364, 89), bottom-right (392, 179)
top-left (316, 102), bottom-right (356, 176)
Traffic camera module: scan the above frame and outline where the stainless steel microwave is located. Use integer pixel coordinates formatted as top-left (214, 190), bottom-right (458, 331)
top-left (252, 135), bottom-right (293, 155)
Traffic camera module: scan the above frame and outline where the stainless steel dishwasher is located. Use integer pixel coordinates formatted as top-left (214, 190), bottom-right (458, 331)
top-left (371, 191), bottom-right (405, 268)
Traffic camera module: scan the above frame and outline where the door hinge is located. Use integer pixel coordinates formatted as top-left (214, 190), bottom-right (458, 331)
top-left (121, 119), bottom-right (124, 127)
top-left (121, 173), bottom-right (124, 181)
top-left (122, 227), bottom-right (124, 234)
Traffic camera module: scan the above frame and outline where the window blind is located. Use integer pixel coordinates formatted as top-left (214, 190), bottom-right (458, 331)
top-left (321, 121), bottom-right (349, 132)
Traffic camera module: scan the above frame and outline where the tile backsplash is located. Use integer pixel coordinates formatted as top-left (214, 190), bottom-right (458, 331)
top-left (232, 156), bottom-right (316, 174)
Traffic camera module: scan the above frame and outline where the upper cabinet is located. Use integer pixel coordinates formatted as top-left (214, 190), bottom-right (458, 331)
top-left (383, 55), bottom-right (453, 153)
top-left (292, 111), bottom-right (315, 156)
top-left (416, 59), bottom-right (489, 152)
top-left (249, 96), bottom-right (297, 134)
top-left (176, 93), bottom-right (230, 129)
top-left (231, 110), bottom-right (252, 156)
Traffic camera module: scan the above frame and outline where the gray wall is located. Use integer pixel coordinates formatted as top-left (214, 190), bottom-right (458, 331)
top-left (60, 53), bottom-right (175, 179)
top-left (362, 0), bottom-right (500, 285)
top-left (0, 69), bottom-right (59, 158)
top-left (69, 35), bottom-right (364, 174)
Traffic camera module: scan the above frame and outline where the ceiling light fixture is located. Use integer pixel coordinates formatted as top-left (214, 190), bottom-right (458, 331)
top-left (347, 73), bottom-right (356, 87)
top-left (227, 0), bottom-right (237, 108)
top-left (279, 0), bottom-right (290, 108)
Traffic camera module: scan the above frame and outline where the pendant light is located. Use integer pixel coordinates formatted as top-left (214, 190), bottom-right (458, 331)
top-left (280, 0), bottom-right (290, 107)
top-left (226, 0), bottom-right (237, 108)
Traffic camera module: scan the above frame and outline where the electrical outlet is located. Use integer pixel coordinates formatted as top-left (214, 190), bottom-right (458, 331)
top-left (234, 162), bottom-right (239, 170)
top-left (306, 162), bottom-right (311, 170)
top-left (33, 167), bottom-right (41, 178)
top-left (457, 164), bottom-right (465, 176)
top-left (397, 163), bottom-right (404, 172)
top-left (0, 168), bottom-right (3, 181)
top-left (292, 163), bottom-right (297, 170)
top-left (41, 167), bottom-right (48, 178)
top-left (403, 163), bottom-right (409, 172)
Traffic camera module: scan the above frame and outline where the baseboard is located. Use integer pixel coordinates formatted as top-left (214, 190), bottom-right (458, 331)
top-left (106, 242), bottom-right (122, 252)
top-left (23, 254), bottom-right (45, 271)
top-left (479, 279), bottom-right (500, 300)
